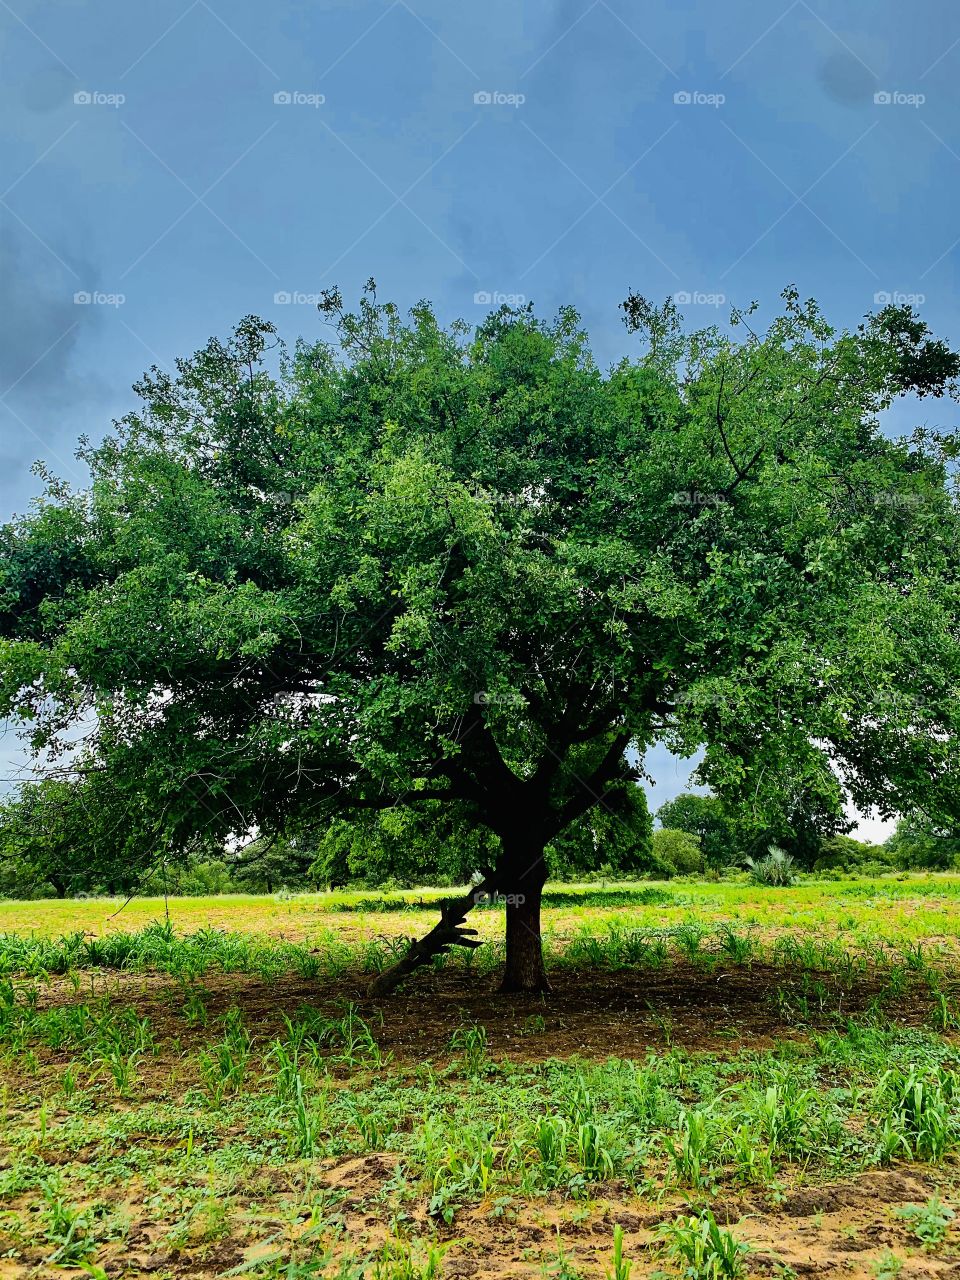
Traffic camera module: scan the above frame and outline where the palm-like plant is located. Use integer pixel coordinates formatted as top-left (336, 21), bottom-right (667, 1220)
top-left (744, 845), bottom-right (798, 886)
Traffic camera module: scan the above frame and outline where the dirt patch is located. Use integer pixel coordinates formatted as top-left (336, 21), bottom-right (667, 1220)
top-left (21, 959), bottom-right (940, 1072)
top-left (780, 1170), bottom-right (934, 1218)
top-left (172, 1165), bottom-right (958, 1280)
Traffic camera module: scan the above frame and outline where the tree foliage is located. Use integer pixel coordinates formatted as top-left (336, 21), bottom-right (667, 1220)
top-left (886, 815), bottom-right (960, 870)
top-left (651, 827), bottom-right (704, 875)
top-left (1, 284), bottom-right (959, 987)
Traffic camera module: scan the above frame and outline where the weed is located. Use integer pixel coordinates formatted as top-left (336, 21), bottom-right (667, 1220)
top-left (895, 1197), bottom-right (955, 1247)
top-left (872, 1251), bottom-right (903, 1280)
top-left (657, 1211), bottom-right (750, 1279)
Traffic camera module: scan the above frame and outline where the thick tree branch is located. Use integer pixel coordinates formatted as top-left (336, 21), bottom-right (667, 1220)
top-left (366, 868), bottom-right (498, 997)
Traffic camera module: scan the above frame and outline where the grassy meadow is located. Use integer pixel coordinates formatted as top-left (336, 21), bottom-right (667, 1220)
top-left (1, 876), bottom-right (960, 1278)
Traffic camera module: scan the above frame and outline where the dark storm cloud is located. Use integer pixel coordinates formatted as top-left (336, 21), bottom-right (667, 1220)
top-left (0, 220), bottom-right (108, 499)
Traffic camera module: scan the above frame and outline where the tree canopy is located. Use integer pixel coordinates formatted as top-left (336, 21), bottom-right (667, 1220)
top-left (2, 283), bottom-right (959, 990)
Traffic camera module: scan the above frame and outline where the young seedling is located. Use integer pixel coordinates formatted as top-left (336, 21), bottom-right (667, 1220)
top-left (894, 1197), bottom-right (955, 1247)
top-left (657, 1211), bottom-right (751, 1279)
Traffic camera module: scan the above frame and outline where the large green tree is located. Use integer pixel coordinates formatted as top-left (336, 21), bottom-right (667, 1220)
top-left (1, 284), bottom-right (959, 992)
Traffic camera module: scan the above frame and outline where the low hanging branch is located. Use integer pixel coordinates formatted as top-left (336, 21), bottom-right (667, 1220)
top-left (366, 870), bottom-right (498, 997)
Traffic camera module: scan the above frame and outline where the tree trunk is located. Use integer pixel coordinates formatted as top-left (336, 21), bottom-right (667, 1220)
top-left (500, 880), bottom-right (550, 992)
top-left (365, 824), bottom-right (553, 998)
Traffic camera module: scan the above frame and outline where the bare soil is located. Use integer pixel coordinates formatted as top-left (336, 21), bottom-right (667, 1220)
top-left (6, 960), bottom-right (960, 1278)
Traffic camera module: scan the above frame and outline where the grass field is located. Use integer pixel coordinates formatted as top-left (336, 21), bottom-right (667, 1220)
top-left (2, 876), bottom-right (960, 1278)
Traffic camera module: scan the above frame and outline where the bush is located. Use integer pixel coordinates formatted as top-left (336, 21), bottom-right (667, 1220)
top-left (652, 828), bottom-right (704, 877)
top-left (744, 845), bottom-right (797, 886)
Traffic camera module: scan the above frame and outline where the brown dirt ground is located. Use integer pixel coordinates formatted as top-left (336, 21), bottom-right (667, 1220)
top-left (15, 1161), bottom-right (958, 1280)
top-left (5, 963), bottom-right (960, 1278)
top-left (23, 959), bottom-right (945, 1070)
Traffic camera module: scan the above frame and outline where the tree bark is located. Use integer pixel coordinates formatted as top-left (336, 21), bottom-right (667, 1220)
top-left (365, 826), bottom-right (554, 998)
top-left (499, 878), bottom-right (550, 993)
top-left (365, 873), bottom-right (493, 997)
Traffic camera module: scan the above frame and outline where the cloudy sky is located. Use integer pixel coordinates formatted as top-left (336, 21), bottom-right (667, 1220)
top-left (2, 0), bottom-right (957, 837)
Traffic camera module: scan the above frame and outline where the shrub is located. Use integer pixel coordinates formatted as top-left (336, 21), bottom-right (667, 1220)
top-left (744, 846), bottom-right (797, 886)
top-left (652, 829), bottom-right (704, 877)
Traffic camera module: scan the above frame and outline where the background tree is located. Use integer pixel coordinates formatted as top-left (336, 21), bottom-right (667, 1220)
top-left (229, 834), bottom-right (321, 894)
top-left (654, 793), bottom-right (742, 869)
top-left (0, 772), bottom-right (211, 898)
top-left (1, 285), bottom-right (959, 993)
top-left (886, 815), bottom-right (960, 870)
top-left (0, 780), bottom-right (88, 898)
top-left (650, 827), bottom-right (704, 876)
top-left (656, 788), bottom-right (853, 870)
top-left (309, 804), bottom-right (498, 890)
top-left (545, 780), bottom-right (655, 879)
top-left (813, 833), bottom-right (893, 875)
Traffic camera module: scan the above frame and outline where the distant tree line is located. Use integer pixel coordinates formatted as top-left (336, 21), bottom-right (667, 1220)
top-left (0, 774), bottom-right (954, 900)
top-left (0, 772), bottom-right (656, 899)
top-left (653, 791), bottom-right (960, 876)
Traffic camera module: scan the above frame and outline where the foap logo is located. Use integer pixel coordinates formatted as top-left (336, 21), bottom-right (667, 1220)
top-left (273, 90), bottom-right (325, 107)
top-left (472, 890), bottom-right (526, 907)
top-left (473, 290), bottom-right (526, 305)
top-left (474, 690), bottom-right (526, 708)
top-left (74, 290), bottom-right (125, 307)
top-left (671, 490), bottom-right (723, 507)
top-left (473, 90), bottom-right (526, 107)
top-left (74, 90), bottom-right (125, 108)
top-left (869, 490), bottom-right (927, 509)
top-left (675, 690), bottom-right (741, 711)
top-left (674, 89), bottom-right (725, 107)
top-left (471, 485), bottom-right (529, 508)
top-left (874, 90), bottom-right (925, 107)
top-left (674, 290), bottom-right (726, 308)
top-left (274, 290), bottom-right (324, 305)
top-left (874, 290), bottom-right (926, 306)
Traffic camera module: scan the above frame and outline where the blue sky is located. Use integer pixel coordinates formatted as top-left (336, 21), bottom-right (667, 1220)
top-left (2, 0), bottom-right (957, 834)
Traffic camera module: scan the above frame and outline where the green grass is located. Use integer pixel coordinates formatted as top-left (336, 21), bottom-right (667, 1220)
top-left (1, 1014), bottom-right (958, 1270)
top-left (0, 877), bottom-right (959, 1275)
top-left (6, 873), bottom-right (960, 952)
